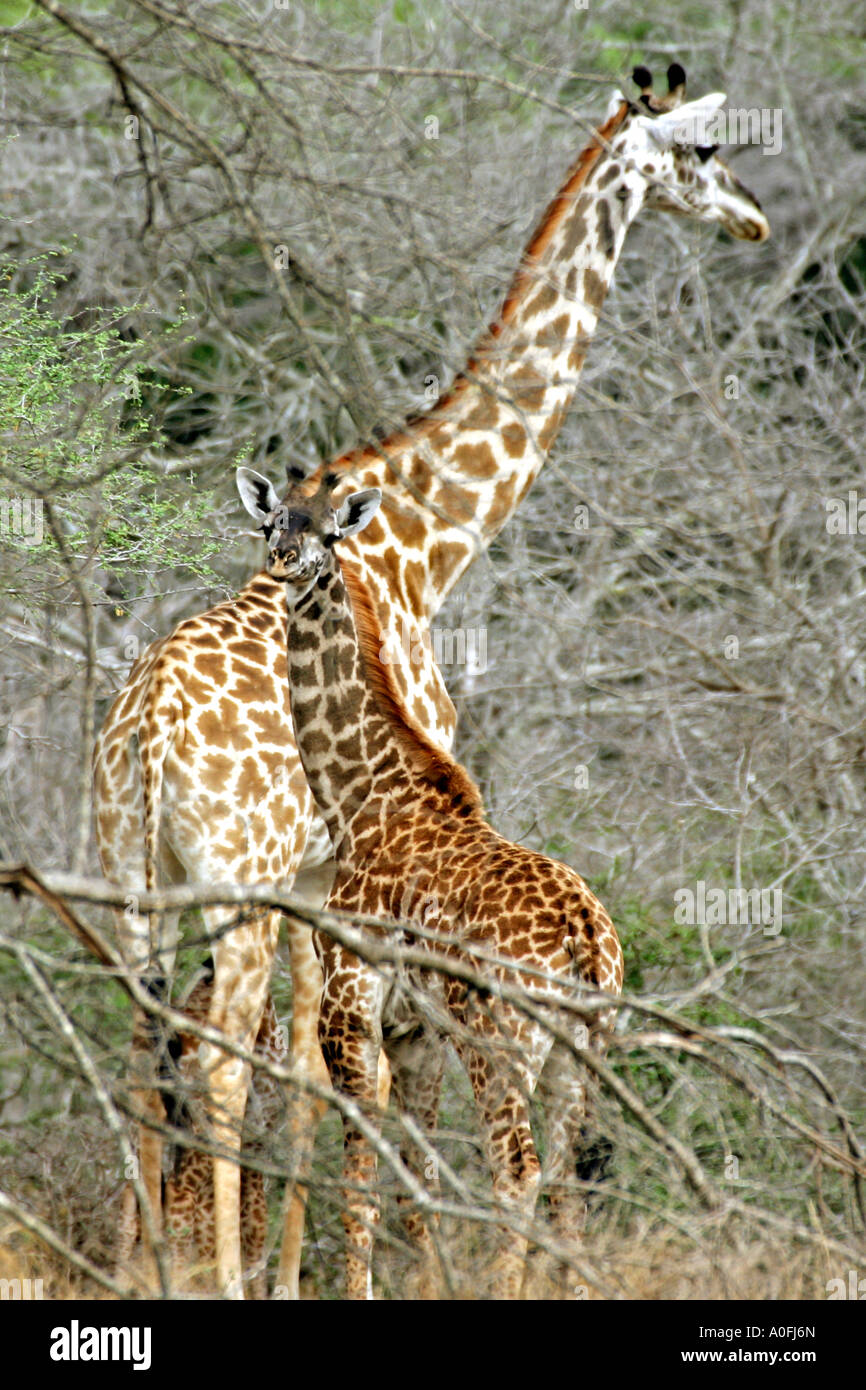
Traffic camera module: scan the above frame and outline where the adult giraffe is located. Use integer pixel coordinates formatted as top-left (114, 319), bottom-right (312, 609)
top-left (93, 65), bottom-right (769, 1298)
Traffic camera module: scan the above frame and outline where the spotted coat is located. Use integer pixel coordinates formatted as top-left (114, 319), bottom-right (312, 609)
top-left (93, 67), bottom-right (768, 1297)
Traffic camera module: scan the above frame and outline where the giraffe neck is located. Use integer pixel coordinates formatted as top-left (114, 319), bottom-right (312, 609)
top-left (332, 103), bottom-right (646, 618)
top-left (284, 559), bottom-right (480, 853)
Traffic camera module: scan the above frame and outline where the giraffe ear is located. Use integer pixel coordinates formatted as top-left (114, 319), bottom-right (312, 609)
top-left (334, 488), bottom-right (382, 539)
top-left (605, 88), bottom-right (628, 121)
top-left (236, 467), bottom-right (281, 524)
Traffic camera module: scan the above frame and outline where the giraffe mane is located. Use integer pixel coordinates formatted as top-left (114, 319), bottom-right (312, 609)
top-left (492, 100), bottom-right (631, 331)
top-left (304, 102), bottom-right (632, 486)
top-left (340, 560), bottom-right (483, 814)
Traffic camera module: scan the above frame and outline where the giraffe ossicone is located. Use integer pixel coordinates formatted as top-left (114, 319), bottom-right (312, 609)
top-left (93, 63), bottom-right (768, 1299)
top-left (267, 472), bottom-right (624, 1299)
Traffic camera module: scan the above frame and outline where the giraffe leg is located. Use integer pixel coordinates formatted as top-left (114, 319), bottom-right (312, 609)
top-left (241, 1167), bottom-right (269, 1300)
top-left (165, 1160), bottom-right (200, 1292)
top-left (385, 1026), bottom-right (444, 1299)
top-left (318, 951), bottom-right (384, 1301)
top-left (202, 905), bottom-right (279, 1299)
top-left (277, 852), bottom-right (393, 1300)
top-left (377, 1051), bottom-right (392, 1109)
top-left (114, 1172), bottom-right (140, 1283)
top-left (110, 862), bottom-right (180, 1289)
top-left (483, 1091), bottom-right (542, 1302)
top-left (157, 968), bottom-right (220, 1294)
top-left (276, 916), bottom-right (330, 1300)
top-left (167, 1104), bottom-right (266, 1299)
top-left (339, 1097), bottom-right (381, 1301)
top-left (537, 1036), bottom-right (589, 1296)
top-left (136, 1090), bottom-right (166, 1257)
top-left (575, 1015), bottom-right (618, 1200)
top-left (119, 1003), bottom-right (168, 1287)
top-left (457, 1034), bottom-right (545, 1301)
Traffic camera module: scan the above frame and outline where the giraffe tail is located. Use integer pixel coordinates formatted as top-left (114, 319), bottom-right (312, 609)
top-left (137, 667), bottom-right (183, 959)
top-left (134, 667), bottom-right (185, 1111)
top-left (562, 909), bottom-right (618, 1202)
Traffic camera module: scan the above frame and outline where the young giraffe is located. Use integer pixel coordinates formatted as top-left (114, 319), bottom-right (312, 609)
top-left (264, 471), bottom-right (623, 1299)
top-left (93, 65), bottom-right (768, 1297)
top-left (119, 965), bottom-right (284, 1298)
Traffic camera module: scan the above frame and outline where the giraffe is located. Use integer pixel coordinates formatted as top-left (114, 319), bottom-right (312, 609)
top-left (262, 470), bottom-right (624, 1299)
top-left (118, 965), bottom-right (284, 1298)
top-left (93, 64), bottom-right (769, 1298)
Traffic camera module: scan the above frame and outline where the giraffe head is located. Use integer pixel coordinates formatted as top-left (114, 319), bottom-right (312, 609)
top-left (236, 465), bottom-right (381, 604)
top-left (607, 63), bottom-right (770, 242)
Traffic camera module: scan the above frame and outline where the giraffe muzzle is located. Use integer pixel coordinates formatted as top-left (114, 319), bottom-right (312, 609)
top-left (268, 550), bottom-right (318, 586)
top-left (742, 214), bottom-right (770, 243)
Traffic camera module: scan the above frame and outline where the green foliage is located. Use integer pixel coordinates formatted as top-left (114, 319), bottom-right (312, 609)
top-left (0, 0), bottom-right (30, 23)
top-left (0, 254), bottom-right (220, 581)
top-left (610, 893), bottom-right (700, 993)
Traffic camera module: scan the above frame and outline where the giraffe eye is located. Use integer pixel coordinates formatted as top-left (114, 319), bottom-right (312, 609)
top-left (696, 145), bottom-right (718, 163)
